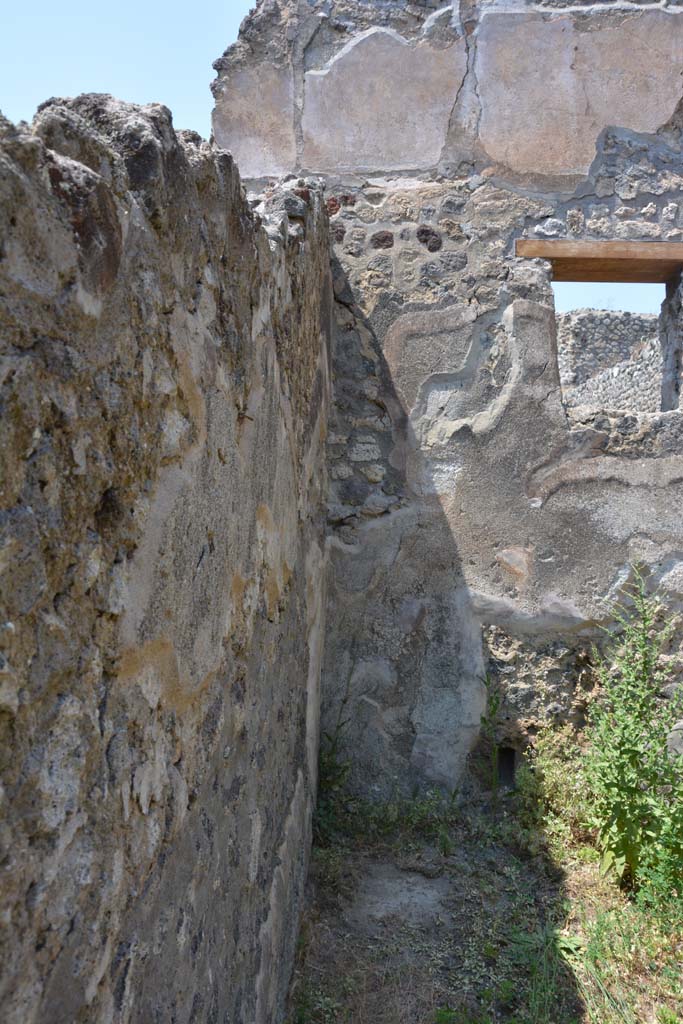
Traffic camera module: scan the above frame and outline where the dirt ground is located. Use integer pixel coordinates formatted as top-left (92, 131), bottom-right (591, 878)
top-left (286, 798), bottom-right (585, 1024)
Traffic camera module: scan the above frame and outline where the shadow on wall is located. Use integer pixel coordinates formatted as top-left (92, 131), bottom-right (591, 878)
top-left (321, 254), bottom-right (487, 800)
top-left (313, 253), bottom-right (683, 1020)
top-left (321, 253), bottom-right (591, 801)
top-left (211, 0), bottom-right (683, 817)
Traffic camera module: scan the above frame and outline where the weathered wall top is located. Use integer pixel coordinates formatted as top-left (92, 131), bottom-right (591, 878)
top-left (212, 0), bottom-right (683, 184)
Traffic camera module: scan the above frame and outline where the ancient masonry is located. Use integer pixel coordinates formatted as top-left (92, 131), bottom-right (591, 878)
top-left (2, 1), bottom-right (683, 1021)
top-left (556, 310), bottom-right (662, 414)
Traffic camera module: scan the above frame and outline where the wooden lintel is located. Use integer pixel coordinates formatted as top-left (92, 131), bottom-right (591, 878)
top-left (515, 239), bottom-right (683, 284)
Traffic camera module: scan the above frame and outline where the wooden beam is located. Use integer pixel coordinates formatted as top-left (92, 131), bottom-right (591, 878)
top-left (515, 239), bottom-right (683, 283)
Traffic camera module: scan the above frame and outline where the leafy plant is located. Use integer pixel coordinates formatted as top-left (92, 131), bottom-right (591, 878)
top-left (516, 724), bottom-right (593, 861)
top-left (583, 575), bottom-right (683, 895)
top-left (433, 1009), bottom-right (459, 1024)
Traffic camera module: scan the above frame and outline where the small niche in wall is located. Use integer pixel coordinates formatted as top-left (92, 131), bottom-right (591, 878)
top-left (497, 746), bottom-right (518, 790)
top-left (515, 240), bottom-right (683, 416)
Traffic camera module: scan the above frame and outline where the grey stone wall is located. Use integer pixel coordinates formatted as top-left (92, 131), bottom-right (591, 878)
top-left (214, 0), bottom-right (683, 800)
top-left (0, 97), bottom-right (331, 1023)
top-left (556, 309), bottom-right (662, 414)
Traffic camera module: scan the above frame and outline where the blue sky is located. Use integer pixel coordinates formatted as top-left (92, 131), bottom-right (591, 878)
top-left (552, 281), bottom-right (665, 315)
top-left (1, 1), bottom-right (255, 139)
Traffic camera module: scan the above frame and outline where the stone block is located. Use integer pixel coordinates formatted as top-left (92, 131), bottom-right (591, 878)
top-left (302, 28), bottom-right (466, 173)
top-left (476, 11), bottom-right (683, 178)
top-left (212, 63), bottom-right (296, 178)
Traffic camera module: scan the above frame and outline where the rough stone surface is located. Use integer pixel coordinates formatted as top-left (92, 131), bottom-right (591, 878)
top-left (668, 719), bottom-right (683, 757)
top-left (212, 63), bottom-right (297, 178)
top-left (212, 0), bottom-right (465, 179)
top-left (319, 156), bottom-right (683, 794)
top-left (0, 96), bottom-right (331, 1023)
top-left (556, 309), bottom-right (662, 413)
top-left (7, 3), bottom-right (683, 1018)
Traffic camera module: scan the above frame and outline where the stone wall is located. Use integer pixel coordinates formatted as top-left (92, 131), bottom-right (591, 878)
top-left (212, 0), bottom-right (683, 186)
top-left (0, 96), bottom-right (331, 1023)
top-left (214, 0), bottom-right (683, 798)
top-left (556, 309), bottom-right (662, 414)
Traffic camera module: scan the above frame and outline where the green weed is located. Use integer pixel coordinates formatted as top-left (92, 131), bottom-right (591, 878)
top-left (433, 1009), bottom-right (459, 1024)
top-left (289, 984), bottom-right (344, 1024)
top-left (584, 575), bottom-right (683, 896)
top-left (314, 698), bottom-right (352, 845)
top-left (657, 1009), bottom-right (682, 1024)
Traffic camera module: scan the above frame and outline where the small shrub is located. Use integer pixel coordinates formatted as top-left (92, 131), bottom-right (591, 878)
top-left (516, 724), bottom-right (592, 860)
top-left (584, 576), bottom-right (683, 897)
